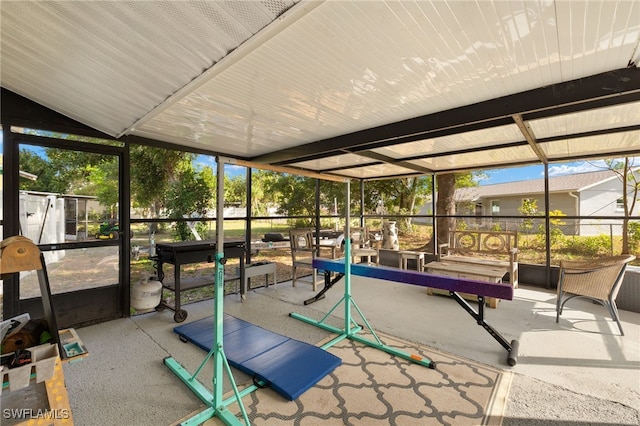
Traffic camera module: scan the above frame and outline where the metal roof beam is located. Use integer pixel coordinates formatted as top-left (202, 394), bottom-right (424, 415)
top-left (353, 151), bottom-right (434, 174)
top-left (512, 114), bottom-right (548, 164)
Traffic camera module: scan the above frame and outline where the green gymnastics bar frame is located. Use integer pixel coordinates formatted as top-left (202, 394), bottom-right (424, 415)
top-left (290, 180), bottom-right (435, 369)
top-left (164, 157), bottom-right (252, 426)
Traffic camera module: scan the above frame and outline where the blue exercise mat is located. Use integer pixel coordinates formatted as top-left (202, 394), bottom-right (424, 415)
top-left (174, 314), bottom-right (341, 400)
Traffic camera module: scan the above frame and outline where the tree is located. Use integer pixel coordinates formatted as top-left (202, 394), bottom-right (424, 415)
top-left (19, 147), bottom-right (114, 195)
top-left (365, 177), bottom-right (431, 231)
top-left (18, 148), bottom-right (66, 193)
top-left (87, 160), bottom-right (119, 218)
top-left (543, 210), bottom-right (566, 249)
top-left (263, 173), bottom-right (318, 226)
top-left (246, 170), bottom-right (276, 216)
top-left (518, 198), bottom-right (538, 234)
top-left (46, 148), bottom-right (113, 195)
top-left (224, 174), bottom-right (247, 207)
top-left (604, 157), bottom-right (640, 254)
top-left (19, 130), bottom-right (119, 195)
top-left (435, 174), bottom-right (457, 246)
top-left (256, 172), bottom-right (346, 226)
top-left (165, 165), bottom-right (216, 240)
top-left (435, 172), bottom-right (483, 246)
top-left (130, 145), bottom-right (193, 220)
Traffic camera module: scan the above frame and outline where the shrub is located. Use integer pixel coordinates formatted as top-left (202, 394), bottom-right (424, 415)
top-left (564, 235), bottom-right (612, 256)
top-left (628, 221), bottom-right (640, 253)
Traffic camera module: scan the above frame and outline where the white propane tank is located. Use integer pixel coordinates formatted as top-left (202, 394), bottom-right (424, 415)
top-left (131, 277), bottom-right (162, 312)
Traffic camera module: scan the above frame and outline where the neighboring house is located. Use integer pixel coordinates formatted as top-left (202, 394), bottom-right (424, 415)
top-left (418, 169), bottom-right (640, 236)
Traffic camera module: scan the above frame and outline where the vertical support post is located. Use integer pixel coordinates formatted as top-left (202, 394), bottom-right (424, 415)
top-left (213, 158), bottom-right (226, 406)
top-left (431, 173), bottom-right (437, 256)
top-left (544, 164), bottom-right (551, 289)
top-left (120, 143), bottom-right (132, 317)
top-left (2, 125), bottom-right (20, 317)
top-left (315, 180), bottom-right (321, 252)
top-left (246, 167), bottom-right (252, 265)
top-left (164, 157), bottom-right (248, 426)
top-left (359, 180), bottom-right (365, 228)
top-left (344, 180), bottom-right (352, 336)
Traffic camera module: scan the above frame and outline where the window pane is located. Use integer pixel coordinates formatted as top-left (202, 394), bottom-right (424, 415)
top-left (18, 143), bottom-right (120, 297)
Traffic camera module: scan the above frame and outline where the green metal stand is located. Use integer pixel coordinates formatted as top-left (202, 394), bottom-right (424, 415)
top-left (164, 157), bottom-right (252, 425)
top-left (290, 182), bottom-right (434, 370)
top-left (289, 244), bottom-right (434, 369)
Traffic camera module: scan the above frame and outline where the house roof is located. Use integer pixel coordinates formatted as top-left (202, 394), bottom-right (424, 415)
top-left (0, 158), bottom-right (38, 181)
top-left (2, 1), bottom-right (640, 180)
top-left (457, 169), bottom-right (620, 201)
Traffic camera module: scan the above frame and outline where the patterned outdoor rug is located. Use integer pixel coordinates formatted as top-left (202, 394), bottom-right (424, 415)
top-left (190, 331), bottom-right (512, 426)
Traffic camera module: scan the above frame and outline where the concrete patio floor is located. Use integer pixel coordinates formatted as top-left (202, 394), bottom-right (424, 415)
top-left (61, 275), bottom-right (640, 425)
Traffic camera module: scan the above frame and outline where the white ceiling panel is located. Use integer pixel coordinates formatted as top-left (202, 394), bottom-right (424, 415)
top-left (541, 131), bottom-right (640, 159)
top-left (134, 0), bottom-right (568, 153)
top-left (0, 1), bottom-right (296, 136)
top-left (290, 153), bottom-right (380, 172)
top-left (408, 145), bottom-right (540, 172)
top-left (327, 163), bottom-right (420, 180)
top-left (2, 1), bottom-right (640, 180)
top-left (529, 102), bottom-right (640, 139)
top-left (371, 124), bottom-right (525, 159)
top-left (130, 0), bottom-right (640, 159)
top-left (556, 0), bottom-right (640, 76)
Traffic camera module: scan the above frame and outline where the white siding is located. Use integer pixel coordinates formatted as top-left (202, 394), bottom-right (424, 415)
top-left (579, 178), bottom-right (629, 216)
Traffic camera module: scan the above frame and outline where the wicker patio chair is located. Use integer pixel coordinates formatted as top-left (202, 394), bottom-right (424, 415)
top-left (556, 254), bottom-right (635, 336)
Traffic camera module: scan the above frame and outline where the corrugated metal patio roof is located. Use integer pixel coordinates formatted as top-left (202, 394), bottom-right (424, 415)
top-left (2, 1), bottom-right (640, 180)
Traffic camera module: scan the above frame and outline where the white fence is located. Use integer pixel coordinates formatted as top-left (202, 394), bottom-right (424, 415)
top-left (18, 192), bottom-right (66, 264)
